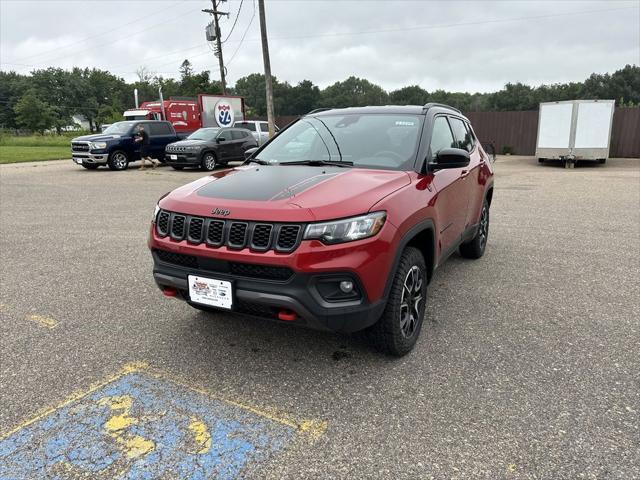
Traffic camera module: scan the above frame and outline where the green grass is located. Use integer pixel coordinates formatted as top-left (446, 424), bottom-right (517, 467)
top-left (0, 146), bottom-right (71, 164)
top-left (0, 132), bottom-right (89, 148)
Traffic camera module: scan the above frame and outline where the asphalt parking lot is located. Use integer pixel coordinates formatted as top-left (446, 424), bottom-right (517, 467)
top-left (0, 156), bottom-right (638, 479)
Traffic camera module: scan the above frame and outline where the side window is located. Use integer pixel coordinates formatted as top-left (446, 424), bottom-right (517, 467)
top-left (449, 117), bottom-right (474, 152)
top-left (430, 116), bottom-right (455, 157)
top-left (235, 122), bottom-right (256, 132)
top-left (465, 121), bottom-right (476, 148)
top-left (148, 123), bottom-right (171, 136)
top-left (231, 130), bottom-right (245, 140)
top-left (259, 122), bottom-right (269, 133)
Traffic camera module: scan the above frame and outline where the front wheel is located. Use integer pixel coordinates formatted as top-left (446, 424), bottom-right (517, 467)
top-left (107, 150), bottom-right (129, 171)
top-left (201, 152), bottom-right (217, 171)
top-left (366, 247), bottom-right (427, 356)
top-left (459, 200), bottom-right (489, 259)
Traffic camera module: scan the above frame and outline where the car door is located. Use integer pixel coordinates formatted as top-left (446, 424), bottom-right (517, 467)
top-left (448, 117), bottom-right (484, 228)
top-left (230, 129), bottom-right (247, 159)
top-left (146, 122), bottom-right (166, 159)
top-left (215, 129), bottom-right (233, 162)
top-left (258, 122), bottom-right (271, 145)
top-left (429, 115), bottom-right (471, 255)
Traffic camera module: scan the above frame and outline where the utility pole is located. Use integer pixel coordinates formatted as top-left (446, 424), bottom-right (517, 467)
top-left (258, 0), bottom-right (275, 137)
top-left (203, 0), bottom-right (228, 94)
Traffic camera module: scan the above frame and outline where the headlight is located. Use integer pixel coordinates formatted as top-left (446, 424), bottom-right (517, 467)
top-left (90, 142), bottom-right (107, 149)
top-left (152, 204), bottom-right (160, 222)
top-left (303, 211), bottom-right (386, 244)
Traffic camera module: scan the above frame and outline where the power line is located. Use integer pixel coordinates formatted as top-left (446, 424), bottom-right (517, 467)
top-left (3, 5), bottom-right (203, 69)
top-left (7, 1), bottom-right (184, 64)
top-left (222, 0), bottom-right (244, 43)
top-left (1, 5), bottom-right (636, 75)
top-left (226, 0), bottom-right (256, 67)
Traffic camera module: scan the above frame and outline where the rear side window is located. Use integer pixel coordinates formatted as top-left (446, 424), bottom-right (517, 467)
top-left (259, 122), bottom-right (269, 132)
top-left (430, 116), bottom-right (456, 156)
top-left (235, 122), bottom-right (256, 131)
top-left (148, 123), bottom-right (172, 135)
top-left (231, 130), bottom-right (245, 140)
top-left (449, 117), bottom-right (474, 152)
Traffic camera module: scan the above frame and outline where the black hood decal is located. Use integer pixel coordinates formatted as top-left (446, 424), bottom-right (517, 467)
top-left (196, 166), bottom-right (341, 201)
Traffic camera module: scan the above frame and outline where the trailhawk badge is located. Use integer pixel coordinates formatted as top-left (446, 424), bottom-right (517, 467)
top-left (215, 100), bottom-right (234, 127)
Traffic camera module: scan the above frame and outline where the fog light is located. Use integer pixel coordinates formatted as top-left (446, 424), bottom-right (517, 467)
top-left (339, 281), bottom-right (354, 294)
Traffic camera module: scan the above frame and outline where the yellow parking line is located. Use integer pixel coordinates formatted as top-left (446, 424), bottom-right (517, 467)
top-left (1, 361), bottom-right (327, 442)
top-left (26, 314), bottom-right (58, 329)
top-left (0, 362), bottom-right (148, 441)
top-left (146, 367), bottom-right (328, 441)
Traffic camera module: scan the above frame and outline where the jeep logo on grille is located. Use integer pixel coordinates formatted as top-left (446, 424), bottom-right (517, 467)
top-left (212, 208), bottom-right (230, 216)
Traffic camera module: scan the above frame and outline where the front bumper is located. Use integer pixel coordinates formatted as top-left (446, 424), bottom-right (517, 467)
top-left (148, 221), bottom-right (397, 333)
top-left (72, 151), bottom-right (108, 164)
top-left (165, 152), bottom-right (200, 166)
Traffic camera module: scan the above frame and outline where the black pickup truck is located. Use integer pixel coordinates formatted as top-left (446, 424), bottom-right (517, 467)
top-left (71, 120), bottom-right (183, 170)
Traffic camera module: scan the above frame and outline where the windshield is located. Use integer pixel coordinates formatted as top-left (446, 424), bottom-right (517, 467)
top-left (254, 114), bottom-right (423, 170)
top-left (103, 122), bottom-right (137, 135)
top-left (187, 128), bottom-right (220, 141)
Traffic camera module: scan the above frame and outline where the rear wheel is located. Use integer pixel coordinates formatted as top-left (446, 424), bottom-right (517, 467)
top-left (366, 247), bottom-right (427, 356)
top-left (201, 152), bottom-right (217, 171)
top-left (81, 163), bottom-right (99, 170)
top-left (107, 150), bottom-right (129, 171)
top-left (459, 200), bottom-right (489, 259)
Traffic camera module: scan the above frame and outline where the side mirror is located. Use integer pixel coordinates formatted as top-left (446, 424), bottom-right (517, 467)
top-left (430, 148), bottom-right (470, 170)
top-left (244, 147), bottom-right (258, 159)
top-left (217, 137), bottom-right (226, 143)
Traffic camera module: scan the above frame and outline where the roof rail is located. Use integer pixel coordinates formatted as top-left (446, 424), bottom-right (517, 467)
top-left (307, 108), bottom-right (333, 114)
top-left (422, 103), bottom-right (461, 114)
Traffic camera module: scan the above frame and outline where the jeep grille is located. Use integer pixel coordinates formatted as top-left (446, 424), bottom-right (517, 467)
top-left (156, 209), bottom-right (303, 253)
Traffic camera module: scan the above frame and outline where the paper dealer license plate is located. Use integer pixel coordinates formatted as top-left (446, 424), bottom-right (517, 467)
top-left (188, 275), bottom-right (232, 309)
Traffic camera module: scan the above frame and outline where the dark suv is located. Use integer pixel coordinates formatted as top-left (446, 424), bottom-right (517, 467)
top-left (165, 127), bottom-right (257, 171)
top-left (149, 104), bottom-right (494, 356)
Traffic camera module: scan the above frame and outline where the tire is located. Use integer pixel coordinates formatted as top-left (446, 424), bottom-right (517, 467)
top-left (598, 158), bottom-right (606, 164)
top-left (201, 152), bottom-right (217, 171)
top-left (459, 200), bottom-right (489, 259)
top-left (107, 150), bottom-right (129, 171)
top-left (365, 247), bottom-right (427, 356)
top-left (171, 165), bottom-right (184, 170)
top-left (538, 158), bottom-right (544, 163)
top-left (81, 163), bottom-right (99, 170)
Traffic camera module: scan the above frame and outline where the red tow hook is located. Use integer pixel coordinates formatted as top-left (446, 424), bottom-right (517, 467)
top-left (162, 287), bottom-right (178, 298)
top-left (278, 309), bottom-right (298, 321)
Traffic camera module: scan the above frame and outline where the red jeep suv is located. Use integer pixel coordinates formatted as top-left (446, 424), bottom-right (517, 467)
top-left (149, 104), bottom-right (494, 356)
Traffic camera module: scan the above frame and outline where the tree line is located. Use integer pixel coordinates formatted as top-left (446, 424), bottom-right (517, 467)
top-left (1, 60), bottom-right (637, 133)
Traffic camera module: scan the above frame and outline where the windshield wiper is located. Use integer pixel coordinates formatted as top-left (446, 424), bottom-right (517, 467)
top-left (245, 157), bottom-right (271, 165)
top-left (280, 159), bottom-right (353, 167)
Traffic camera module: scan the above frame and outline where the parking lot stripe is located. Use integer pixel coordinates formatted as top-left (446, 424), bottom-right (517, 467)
top-left (0, 361), bottom-right (327, 443)
top-left (25, 314), bottom-right (58, 329)
top-left (0, 362), bottom-right (147, 441)
top-left (1, 361), bottom-right (323, 478)
top-left (146, 366), bottom-right (328, 440)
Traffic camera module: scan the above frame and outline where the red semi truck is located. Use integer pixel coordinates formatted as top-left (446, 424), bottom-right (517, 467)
top-left (123, 94), bottom-right (246, 135)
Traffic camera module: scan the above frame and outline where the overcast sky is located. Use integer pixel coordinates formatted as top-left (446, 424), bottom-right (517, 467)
top-left (1, 0), bottom-right (638, 93)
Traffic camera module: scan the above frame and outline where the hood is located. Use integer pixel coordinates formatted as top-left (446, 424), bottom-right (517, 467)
top-left (72, 134), bottom-right (124, 142)
top-left (167, 139), bottom-right (210, 147)
top-left (159, 165), bottom-right (410, 222)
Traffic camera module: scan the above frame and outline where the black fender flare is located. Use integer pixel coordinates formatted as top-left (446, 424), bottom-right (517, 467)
top-left (381, 219), bottom-right (436, 302)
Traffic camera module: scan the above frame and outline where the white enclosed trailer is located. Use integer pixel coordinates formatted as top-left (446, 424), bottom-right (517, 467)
top-left (536, 99), bottom-right (615, 168)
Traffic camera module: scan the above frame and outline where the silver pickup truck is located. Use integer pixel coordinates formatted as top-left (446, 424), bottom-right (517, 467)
top-left (233, 120), bottom-right (279, 146)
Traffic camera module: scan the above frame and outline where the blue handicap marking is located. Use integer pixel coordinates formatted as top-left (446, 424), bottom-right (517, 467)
top-left (0, 371), bottom-right (298, 479)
